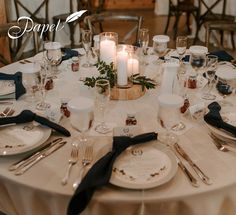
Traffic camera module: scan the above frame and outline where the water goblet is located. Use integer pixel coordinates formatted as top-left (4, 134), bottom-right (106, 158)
top-left (44, 41), bottom-right (62, 78)
top-left (68, 97), bottom-right (94, 144)
top-left (36, 60), bottom-right (51, 111)
top-left (176, 36), bottom-right (188, 62)
top-left (157, 94), bottom-right (184, 145)
top-left (94, 79), bottom-right (111, 134)
top-left (82, 29), bottom-right (93, 68)
top-left (138, 28), bottom-right (149, 65)
top-left (202, 55), bottom-right (218, 100)
top-left (189, 45), bottom-right (208, 88)
top-left (152, 35), bottom-right (170, 65)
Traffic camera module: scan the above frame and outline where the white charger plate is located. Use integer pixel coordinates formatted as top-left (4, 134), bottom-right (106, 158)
top-left (205, 112), bottom-right (236, 141)
top-left (0, 81), bottom-right (15, 96)
top-left (110, 143), bottom-right (177, 189)
top-left (0, 124), bottom-right (51, 156)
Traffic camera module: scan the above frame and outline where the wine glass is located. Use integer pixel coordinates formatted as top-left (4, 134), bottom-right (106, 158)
top-left (68, 97), bottom-right (94, 144)
top-left (82, 29), bottom-right (93, 68)
top-left (189, 46), bottom-right (208, 88)
top-left (44, 41), bottom-right (62, 78)
top-left (36, 60), bottom-right (51, 111)
top-left (152, 35), bottom-right (170, 65)
top-left (94, 79), bottom-right (111, 134)
top-left (138, 28), bottom-right (149, 65)
top-left (176, 36), bottom-right (187, 62)
top-left (202, 55), bottom-right (218, 100)
top-left (157, 94), bottom-right (184, 145)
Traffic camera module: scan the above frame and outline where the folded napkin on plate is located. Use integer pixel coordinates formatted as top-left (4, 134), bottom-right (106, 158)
top-left (67, 132), bottom-right (158, 215)
top-left (209, 50), bottom-right (234, 62)
top-left (216, 81), bottom-right (233, 95)
top-left (0, 110), bottom-right (71, 137)
top-left (61, 48), bottom-right (80, 61)
top-left (0, 72), bottom-right (26, 100)
top-left (204, 102), bottom-right (236, 136)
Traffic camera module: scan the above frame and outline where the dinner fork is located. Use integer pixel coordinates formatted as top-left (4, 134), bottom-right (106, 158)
top-left (73, 145), bottom-right (93, 190)
top-left (209, 133), bottom-right (231, 152)
top-left (61, 145), bottom-right (79, 185)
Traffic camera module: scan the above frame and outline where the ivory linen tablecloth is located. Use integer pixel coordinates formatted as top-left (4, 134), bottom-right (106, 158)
top-left (0, 52), bottom-right (236, 215)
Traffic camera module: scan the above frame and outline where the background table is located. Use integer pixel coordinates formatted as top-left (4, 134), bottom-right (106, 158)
top-left (0, 52), bottom-right (236, 215)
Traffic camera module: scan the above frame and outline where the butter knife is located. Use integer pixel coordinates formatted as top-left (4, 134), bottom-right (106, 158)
top-left (174, 150), bottom-right (199, 187)
top-left (174, 143), bottom-right (212, 185)
top-left (14, 141), bottom-right (67, 175)
top-left (9, 138), bottom-right (63, 171)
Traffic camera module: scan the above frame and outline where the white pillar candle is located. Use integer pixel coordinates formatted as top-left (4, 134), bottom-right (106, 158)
top-left (100, 40), bottom-right (116, 64)
top-left (117, 49), bottom-right (128, 86)
top-left (127, 58), bottom-right (139, 77)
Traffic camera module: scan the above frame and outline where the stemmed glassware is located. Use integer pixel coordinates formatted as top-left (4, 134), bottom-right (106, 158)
top-left (44, 41), bottom-right (62, 78)
top-left (36, 60), bottom-right (51, 111)
top-left (158, 94), bottom-right (184, 145)
top-left (189, 46), bottom-right (208, 88)
top-left (68, 97), bottom-right (94, 144)
top-left (152, 35), bottom-right (170, 65)
top-left (94, 79), bottom-right (111, 134)
top-left (202, 55), bottom-right (218, 100)
top-left (138, 28), bottom-right (149, 65)
top-left (176, 36), bottom-right (187, 62)
top-left (82, 29), bottom-right (93, 68)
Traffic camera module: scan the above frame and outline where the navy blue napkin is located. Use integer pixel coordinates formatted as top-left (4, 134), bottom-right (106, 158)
top-left (216, 81), bottom-right (233, 95)
top-left (67, 132), bottom-right (158, 215)
top-left (0, 110), bottom-right (71, 137)
top-left (209, 50), bottom-right (234, 62)
top-left (61, 48), bottom-right (80, 61)
top-left (204, 102), bottom-right (236, 136)
top-left (0, 72), bottom-right (26, 100)
top-left (170, 55), bottom-right (190, 62)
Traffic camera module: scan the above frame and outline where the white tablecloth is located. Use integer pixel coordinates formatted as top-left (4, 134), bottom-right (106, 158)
top-left (0, 51), bottom-right (236, 215)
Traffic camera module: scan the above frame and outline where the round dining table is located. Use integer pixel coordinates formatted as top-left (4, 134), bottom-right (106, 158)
top-left (0, 50), bottom-right (236, 215)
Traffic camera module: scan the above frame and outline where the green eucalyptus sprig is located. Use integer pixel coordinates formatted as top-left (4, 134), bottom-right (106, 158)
top-left (82, 61), bottom-right (156, 91)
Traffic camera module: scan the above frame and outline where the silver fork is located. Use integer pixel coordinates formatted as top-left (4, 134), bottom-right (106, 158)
top-left (209, 133), bottom-right (230, 152)
top-left (61, 145), bottom-right (79, 185)
top-left (73, 146), bottom-right (93, 190)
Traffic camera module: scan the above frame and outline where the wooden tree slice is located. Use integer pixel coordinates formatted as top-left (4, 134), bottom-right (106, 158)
top-left (111, 84), bottom-right (146, 100)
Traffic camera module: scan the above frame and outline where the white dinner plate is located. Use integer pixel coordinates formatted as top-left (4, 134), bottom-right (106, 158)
top-left (110, 143), bottom-right (178, 189)
top-left (0, 124), bottom-right (51, 156)
top-left (205, 112), bottom-right (236, 141)
top-left (0, 80), bottom-right (15, 96)
top-left (216, 64), bottom-right (236, 80)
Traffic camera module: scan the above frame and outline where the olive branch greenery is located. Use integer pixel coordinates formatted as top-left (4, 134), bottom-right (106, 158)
top-left (82, 61), bottom-right (157, 91)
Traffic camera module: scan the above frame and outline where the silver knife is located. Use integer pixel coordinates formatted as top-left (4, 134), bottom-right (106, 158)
top-left (174, 143), bottom-right (212, 185)
top-left (173, 150), bottom-right (199, 187)
top-left (9, 138), bottom-right (63, 171)
top-left (14, 141), bottom-right (67, 175)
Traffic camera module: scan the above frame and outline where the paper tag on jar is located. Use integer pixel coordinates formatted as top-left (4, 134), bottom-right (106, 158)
top-left (189, 102), bottom-right (206, 120)
top-left (113, 125), bottom-right (142, 137)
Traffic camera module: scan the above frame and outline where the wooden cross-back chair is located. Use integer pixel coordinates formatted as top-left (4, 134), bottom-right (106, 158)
top-left (84, 12), bottom-right (143, 45)
top-left (164, 0), bottom-right (200, 39)
top-left (52, 0), bottom-right (104, 47)
top-left (13, 0), bottom-right (49, 40)
top-left (194, 0), bottom-right (235, 43)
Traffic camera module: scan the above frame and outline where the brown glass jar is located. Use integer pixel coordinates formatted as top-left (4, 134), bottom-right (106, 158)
top-left (60, 99), bottom-right (70, 117)
top-left (126, 114), bottom-right (137, 126)
top-left (71, 57), bottom-right (79, 72)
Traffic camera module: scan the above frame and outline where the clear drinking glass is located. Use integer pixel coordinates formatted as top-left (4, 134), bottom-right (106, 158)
top-left (152, 35), bottom-right (170, 65)
top-left (68, 97), bottom-right (94, 144)
top-left (202, 55), bottom-right (218, 100)
top-left (189, 46), bottom-right (208, 88)
top-left (138, 28), bottom-right (149, 65)
top-left (94, 79), bottom-right (111, 134)
top-left (82, 29), bottom-right (93, 68)
top-left (176, 36), bottom-right (188, 62)
top-left (44, 41), bottom-right (62, 78)
top-left (36, 60), bottom-right (51, 111)
top-left (158, 94), bottom-right (184, 145)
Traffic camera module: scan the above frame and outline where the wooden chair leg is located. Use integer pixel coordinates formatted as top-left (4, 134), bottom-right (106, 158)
top-left (164, 13), bottom-right (171, 34)
top-left (173, 13), bottom-right (180, 39)
top-left (69, 23), bottom-right (75, 48)
top-left (52, 18), bottom-right (57, 41)
top-left (186, 12), bottom-right (191, 33)
top-left (230, 31), bottom-right (235, 49)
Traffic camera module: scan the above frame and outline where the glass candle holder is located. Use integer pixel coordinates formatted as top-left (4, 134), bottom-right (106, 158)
top-left (99, 32), bottom-right (118, 66)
